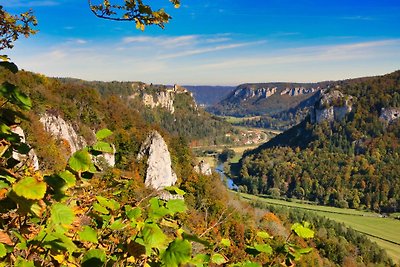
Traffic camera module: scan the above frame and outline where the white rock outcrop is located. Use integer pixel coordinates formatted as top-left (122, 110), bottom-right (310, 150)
top-left (93, 144), bottom-right (116, 169)
top-left (40, 113), bottom-right (87, 155)
top-left (280, 87), bottom-right (318, 96)
top-left (233, 86), bottom-right (277, 101)
top-left (141, 91), bottom-right (175, 114)
top-left (137, 131), bottom-right (178, 190)
top-left (194, 160), bottom-right (212, 176)
top-left (380, 108), bottom-right (400, 124)
top-left (11, 126), bottom-right (39, 170)
top-left (40, 113), bottom-right (116, 167)
top-left (311, 90), bottom-right (353, 123)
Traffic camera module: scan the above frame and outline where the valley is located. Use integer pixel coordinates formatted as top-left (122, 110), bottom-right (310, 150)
top-left (239, 193), bottom-right (400, 262)
top-left (1, 1), bottom-right (399, 266)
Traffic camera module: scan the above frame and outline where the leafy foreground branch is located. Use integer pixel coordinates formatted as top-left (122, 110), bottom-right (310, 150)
top-left (0, 60), bottom-right (314, 266)
top-left (88, 0), bottom-right (181, 30)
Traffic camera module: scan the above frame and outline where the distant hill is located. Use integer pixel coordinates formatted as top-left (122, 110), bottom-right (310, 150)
top-left (184, 85), bottom-right (235, 107)
top-left (236, 70), bottom-right (400, 214)
top-left (207, 82), bottom-right (335, 130)
top-left (54, 79), bottom-right (234, 146)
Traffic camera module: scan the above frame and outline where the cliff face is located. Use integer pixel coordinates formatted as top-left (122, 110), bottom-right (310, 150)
top-left (311, 90), bottom-right (353, 123)
top-left (380, 107), bottom-right (400, 124)
top-left (232, 86), bottom-right (277, 102)
top-left (194, 160), bottom-right (212, 176)
top-left (40, 113), bottom-right (87, 155)
top-left (39, 113), bottom-right (115, 167)
top-left (130, 84), bottom-right (195, 114)
top-left (280, 87), bottom-right (318, 96)
top-left (137, 131), bottom-right (178, 190)
top-left (10, 126), bottom-right (39, 170)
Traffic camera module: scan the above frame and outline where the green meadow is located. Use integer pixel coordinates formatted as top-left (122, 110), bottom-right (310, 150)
top-left (239, 193), bottom-right (400, 262)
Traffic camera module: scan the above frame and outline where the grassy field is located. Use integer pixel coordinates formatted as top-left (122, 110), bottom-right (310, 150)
top-left (220, 115), bottom-right (261, 124)
top-left (239, 193), bottom-right (400, 263)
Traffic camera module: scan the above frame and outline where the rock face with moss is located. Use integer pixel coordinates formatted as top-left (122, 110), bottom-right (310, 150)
top-left (311, 90), bottom-right (353, 123)
top-left (39, 113), bottom-right (87, 155)
top-left (39, 113), bottom-right (115, 167)
top-left (137, 131), bottom-right (178, 189)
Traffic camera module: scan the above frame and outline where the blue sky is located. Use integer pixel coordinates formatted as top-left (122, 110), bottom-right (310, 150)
top-left (4, 0), bottom-right (400, 85)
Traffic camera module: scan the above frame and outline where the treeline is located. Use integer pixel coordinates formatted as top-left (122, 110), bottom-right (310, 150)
top-left (237, 70), bottom-right (400, 213)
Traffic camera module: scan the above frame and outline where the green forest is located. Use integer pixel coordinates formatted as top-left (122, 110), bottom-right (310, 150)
top-left (237, 71), bottom-right (400, 213)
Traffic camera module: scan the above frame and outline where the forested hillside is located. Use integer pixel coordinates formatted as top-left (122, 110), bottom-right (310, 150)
top-left (56, 78), bottom-right (234, 146)
top-left (0, 64), bottom-right (394, 266)
top-left (237, 70), bottom-right (400, 213)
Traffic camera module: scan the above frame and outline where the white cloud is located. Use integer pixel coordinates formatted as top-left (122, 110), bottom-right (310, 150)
top-left (159, 41), bottom-right (266, 59)
top-left (197, 39), bottom-right (400, 70)
top-left (122, 35), bottom-right (198, 48)
top-left (8, 35), bottom-right (400, 85)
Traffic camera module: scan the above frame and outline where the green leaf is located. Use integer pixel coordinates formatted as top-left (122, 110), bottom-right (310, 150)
top-left (141, 223), bottom-right (167, 249)
top-left (148, 198), bottom-right (170, 220)
top-left (92, 141), bottom-right (113, 153)
top-left (96, 196), bottom-right (120, 211)
top-left (256, 231), bottom-right (271, 239)
top-left (15, 257), bottom-right (34, 267)
top-left (82, 249), bottom-right (106, 267)
top-left (182, 233), bottom-right (210, 247)
top-left (93, 203), bottom-right (109, 214)
top-left (0, 61), bottom-right (18, 73)
top-left (291, 223), bottom-right (314, 239)
top-left (58, 170), bottom-right (76, 187)
top-left (254, 243), bottom-right (272, 254)
top-left (109, 219), bottom-right (125, 231)
top-left (0, 243), bottom-right (6, 258)
top-left (0, 180), bottom-right (9, 190)
top-left (162, 239), bottom-right (191, 267)
top-left (50, 203), bottom-right (75, 227)
top-left (95, 129), bottom-right (113, 141)
top-left (164, 186), bottom-right (185, 196)
top-left (297, 247), bottom-right (313, 254)
top-left (68, 150), bottom-right (92, 172)
top-left (166, 199), bottom-right (187, 214)
top-left (12, 177), bottom-right (46, 200)
top-left (46, 232), bottom-right (78, 253)
top-left (220, 238), bottom-right (231, 247)
top-left (125, 206), bottom-right (142, 221)
top-left (79, 226), bottom-right (98, 243)
top-left (12, 89), bottom-right (32, 110)
top-left (211, 253), bottom-right (227, 265)
top-left (191, 253), bottom-right (210, 267)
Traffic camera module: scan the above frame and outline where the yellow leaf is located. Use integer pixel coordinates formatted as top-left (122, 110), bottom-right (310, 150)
top-left (52, 254), bottom-right (65, 264)
top-left (127, 256), bottom-right (136, 263)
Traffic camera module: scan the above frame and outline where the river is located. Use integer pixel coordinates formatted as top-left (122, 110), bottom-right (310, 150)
top-left (216, 164), bottom-right (238, 190)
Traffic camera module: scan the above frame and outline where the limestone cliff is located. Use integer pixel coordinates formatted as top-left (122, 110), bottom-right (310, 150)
top-left (40, 113), bottom-right (87, 155)
top-left (39, 113), bottom-right (115, 167)
top-left (380, 107), bottom-right (400, 124)
top-left (130, 84), bottom-right (195, 114)
top-left (10, 126), bottom-right (39, 170)
top-left (280, 87), bottom-right (318, 96)
top-left (137, 131), bottom-right (178, 190)
top-left (311, 90), bottom-right (353, 123)
top-left (232, 86), bottom-right (277, 101)
top-left (194, 160), bottom-right (212, 176)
